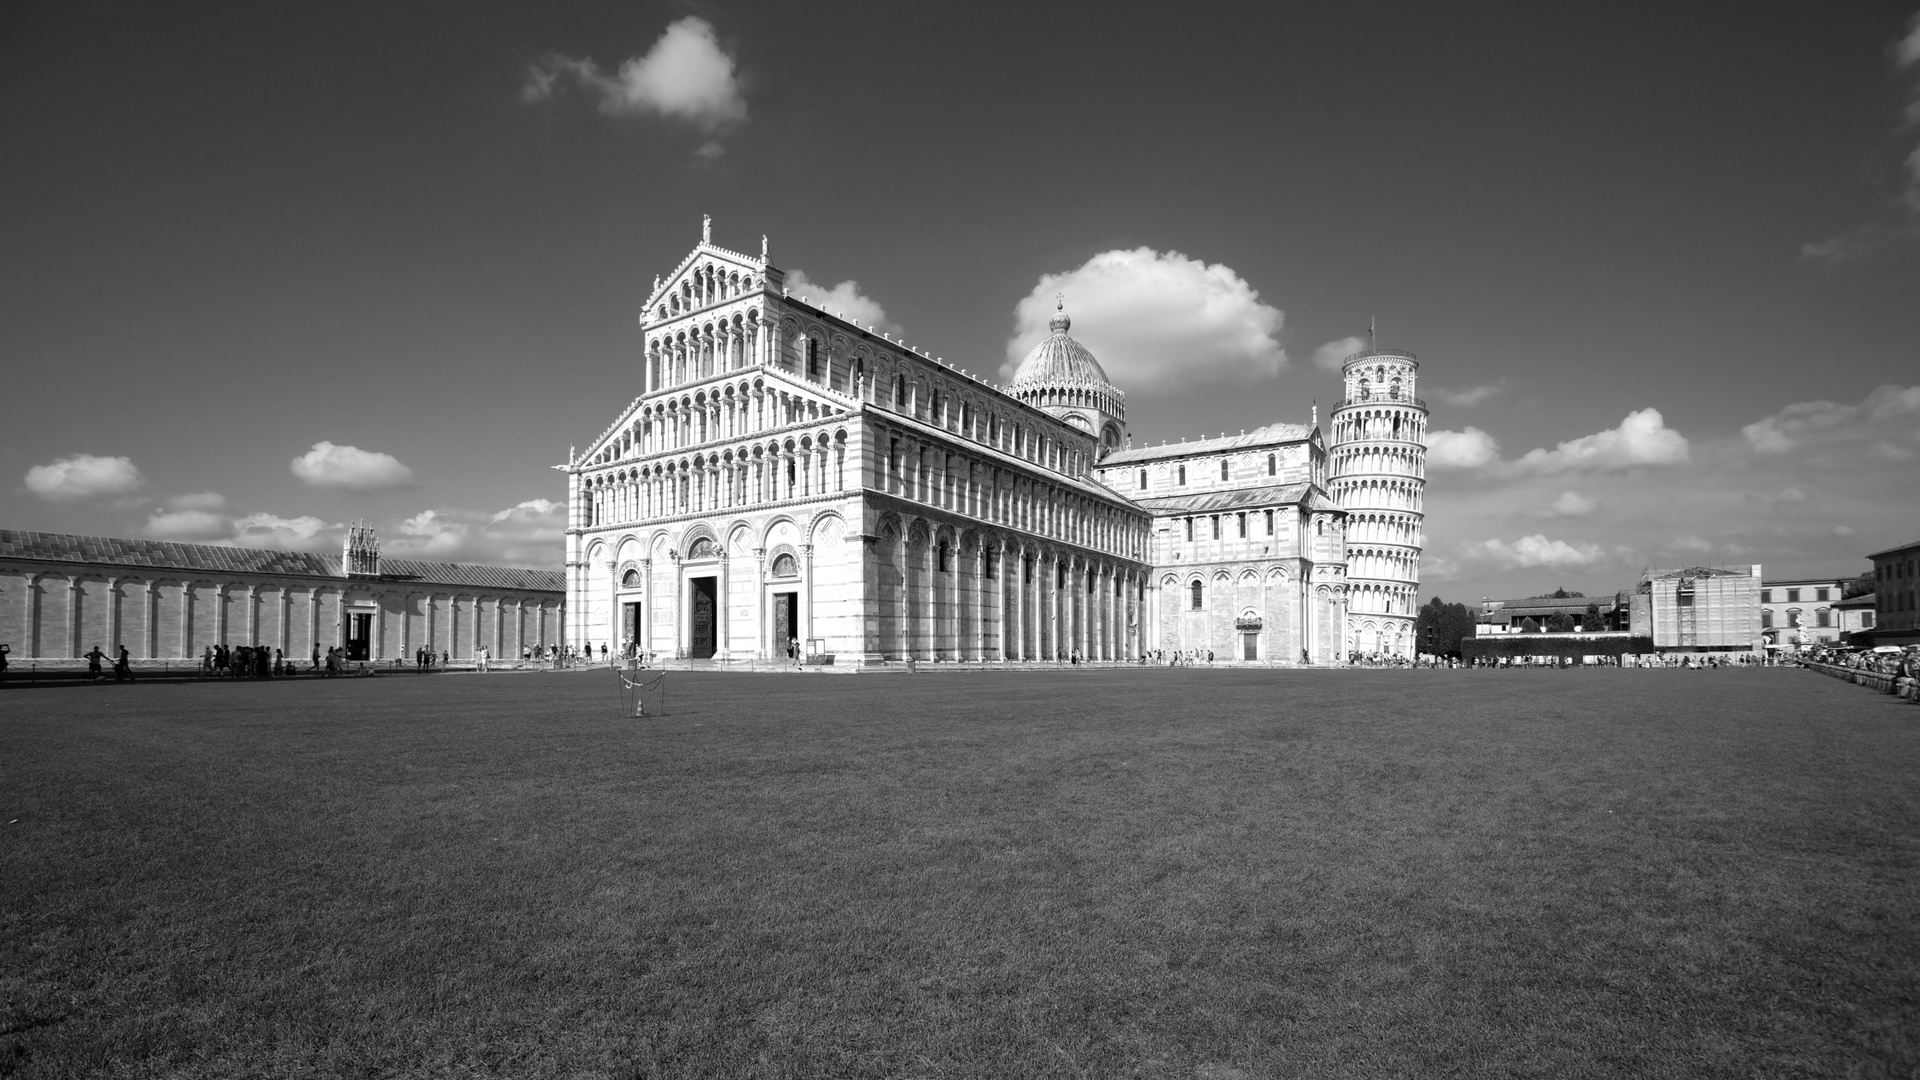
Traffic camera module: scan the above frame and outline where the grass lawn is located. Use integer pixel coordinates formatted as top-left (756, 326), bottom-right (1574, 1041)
top-left (2, 667), bottom-right (1917, 1079)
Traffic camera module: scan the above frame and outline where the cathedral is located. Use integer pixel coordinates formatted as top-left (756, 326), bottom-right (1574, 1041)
top-left (565, 221), bottom-right (1426, 664)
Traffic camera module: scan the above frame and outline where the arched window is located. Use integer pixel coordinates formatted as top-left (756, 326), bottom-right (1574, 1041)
top-left (622, 569), bottom-right (640, 587)
top-left (937, 541), bottom-right (951, 573)
top-left (1190, 580), bottom-right (1204, 610)
top-left (1138, 469), bottom-right (1147, 489)
top-left (1177, 464), bottom-right (1187, 485)
top-left (770, 553), bottom-right (797, 577)
top-left (1267, 454), bottom-right (1276, 475)
top-left (806, 338), bottom-right (821, 379)
top-left (1220, 459), bottom-right (1230, 481)
top-left (688, 537), bottom-right (715, 560)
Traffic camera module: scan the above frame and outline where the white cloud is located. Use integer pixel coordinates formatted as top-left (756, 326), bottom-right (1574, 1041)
top-left (524, 17), bottom-right (746, 136)
top-left (1743, 384), bottom-right (1920, 454)
top-left (1312, 336), bottom-right (1366, 372)
top-left (1431, 381), bottom-right (1506, 407)
top-left (490, 498), bottom-right (560, 525)
top-left (1668, 535), bottom-right (1713, 553)
top-left (143, 509), bottom-right (229, 541)
top-left (1802, 13), bottom-right (1920, 258)
top-left (290, 441), bottom-right (414, 492)
top-left (785, 270), bottom-right (898, 333)
top-left (1800, 227), bottom-right (1898, 264)
top-left (1549, 491), bottom-right (1599, 517)
top-left (1462, 534), bottom-right (1606, 570)
top-left (166, 491), bottom-right (226, 511)
top-left (1002, 247), bottom-right (1286, 391)
top-left (1871, 439), bottom-right (1916, 461)
top-left (231, 513), bottom-right (333, 551)
top-left (1426, 427), bottom-right (1501, 469)
top-left (385, 500), bottom-right (565, 569)
top-left (23, 453), bottom-right (145, 503)
top-left (142, 506), bottom-right (337, 551)
top-left (1512, 408), bottom-right (1689, 473)
top-left (1899, 10), bottom-right (1920, 67)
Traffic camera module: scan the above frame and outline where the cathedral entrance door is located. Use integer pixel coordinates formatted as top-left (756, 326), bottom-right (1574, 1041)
top-left (689, 577), bottom-right (717, 659)
top-left (622, 602), bottom-right (642, 654)
top-left (772, 592), bottom-right (798, 659)
top-left (1243, 633), bottom-right (1258, 662)
top-left (347, 613), bottom-right (372, 661)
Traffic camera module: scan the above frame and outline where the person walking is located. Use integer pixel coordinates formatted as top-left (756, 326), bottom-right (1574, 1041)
top-left (115, 645), bottom-right (134, 681)
top-left (0, 642), bottom-right (9, 685)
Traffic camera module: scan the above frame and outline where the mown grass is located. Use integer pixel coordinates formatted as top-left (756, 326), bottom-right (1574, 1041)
top-left (2, 668), bottom-right (1916, 1078)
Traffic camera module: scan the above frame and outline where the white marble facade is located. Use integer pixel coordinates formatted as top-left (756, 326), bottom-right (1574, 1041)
top-left (566, 224), bottom-right (1423, 663)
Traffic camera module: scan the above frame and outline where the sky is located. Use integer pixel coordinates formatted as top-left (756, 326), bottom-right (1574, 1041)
top-left (3, 1), bottom-right (1917, 604)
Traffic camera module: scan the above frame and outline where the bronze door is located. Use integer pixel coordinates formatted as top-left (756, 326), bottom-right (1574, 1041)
top-left (690, 578), bottom-right (717, 658)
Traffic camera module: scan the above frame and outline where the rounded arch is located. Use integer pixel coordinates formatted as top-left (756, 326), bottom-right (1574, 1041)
top-left (760, 514), bottom-right (803, 547)
top-left (680, 524), bottom-right (720, 560)
top-left (810, 510), bottom-right (847, 546)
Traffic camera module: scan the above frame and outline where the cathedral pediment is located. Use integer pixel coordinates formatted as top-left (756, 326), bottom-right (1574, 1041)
top-left (641, 218), bottom-right (777, 326)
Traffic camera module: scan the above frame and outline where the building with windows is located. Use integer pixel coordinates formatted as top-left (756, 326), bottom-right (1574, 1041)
top-left (1835, 592), bottom-right (1877, 643)
top-left (564, 222), bottom-right (1422, 663)
top-left (1093, 426), bottom-right (1349, 663)
top-left (1758, 576), bottom-right (1849, 649)
top-left (0, 527), bottom-right (564, 665)
top-left (1477, 592), bottom-right (1628, 633)
top-left (1866, 539), bottom-right (1920, 646)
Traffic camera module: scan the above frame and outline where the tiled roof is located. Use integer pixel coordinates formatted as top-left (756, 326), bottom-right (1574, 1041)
top-left (377, 559), bottom-right (565, 592)
top-left (1867, 539), bottom-right (1920, 559)
top-left (1135, 483), bottom-right (1316, 515)
top-left (1101, 423), bottom-right (1315, 465)
top-left (1491, 597), bottom-right (1614, 617)
top-left (1835, 592), bottom-right (1876, 607)
top-left (0, 530), bottom-right (563, 593)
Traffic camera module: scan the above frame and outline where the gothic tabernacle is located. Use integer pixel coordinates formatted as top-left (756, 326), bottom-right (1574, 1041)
top-left (565, 220), bottom-right (1427, 663)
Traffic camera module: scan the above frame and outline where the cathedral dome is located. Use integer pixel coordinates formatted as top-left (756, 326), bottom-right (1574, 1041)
top-left (1009, 300), bottom-right (1114, 391)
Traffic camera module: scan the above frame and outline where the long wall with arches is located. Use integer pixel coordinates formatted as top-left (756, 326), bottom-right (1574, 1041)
top-left (0, 531), bottom-right (564, 665)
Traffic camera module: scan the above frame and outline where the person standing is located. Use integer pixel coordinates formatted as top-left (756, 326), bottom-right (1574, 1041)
top-left (85, 644), bottom-right (106, 682)
top-left (0, 642), bottom-right (9, 685)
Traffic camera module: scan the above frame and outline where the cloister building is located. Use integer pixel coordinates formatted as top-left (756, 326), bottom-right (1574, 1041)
top-left (0, 527), bottom-right (563, 665)
top-left (566, 221), bottom-right (1429, 663)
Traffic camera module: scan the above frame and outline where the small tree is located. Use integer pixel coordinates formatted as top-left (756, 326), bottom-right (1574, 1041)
top-left (1547, 612), bottom-right (1577, 633)
top-left (1581, 602), bottom-right (1606, 631)
top-left (1521, 617), bottom-right (1541, 633)
top-left (1842, 571), bottom-right (1874, 599)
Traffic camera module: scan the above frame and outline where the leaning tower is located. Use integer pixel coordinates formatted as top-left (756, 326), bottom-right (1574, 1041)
top-left (1327, 344), bottom-right (1428, 658)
